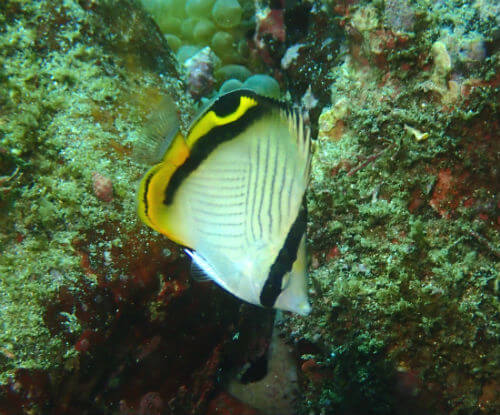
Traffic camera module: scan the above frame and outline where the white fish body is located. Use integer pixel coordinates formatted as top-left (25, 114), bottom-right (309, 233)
top-left (137, 90), bottom-right (312, 315)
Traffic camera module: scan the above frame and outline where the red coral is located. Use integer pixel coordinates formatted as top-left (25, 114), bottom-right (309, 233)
top-left (75, 329), bottom-right (103, 353)
top-left (326, 245), bottom-right (341, 261)
top-left (301, 359), bottom-right (328, 384)
top-left (252, 7), bottom-right (286, 66)
top-left (408, 189), bottom-right (425, 213)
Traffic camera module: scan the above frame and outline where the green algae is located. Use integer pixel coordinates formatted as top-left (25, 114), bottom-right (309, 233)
top-left (280, 1), bottom-right (499, 413)
top-left (0, 0), bottom-right (187, 385)
top-left (0, 0), bottom-right (498, 413)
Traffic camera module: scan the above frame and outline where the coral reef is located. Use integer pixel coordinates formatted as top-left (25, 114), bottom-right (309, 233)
top-left (184, 46), bottom-right (219, 98)
top-left (139, 0), bottom-right (290, 101)
top-left (0, 0), bottom-right (270, 413)
top-left (139, 0), bottom-right (260, 89)
top-left (0, 0), bottom-right (499, 414)
top-left (278, 1), bottom-right (499, 414)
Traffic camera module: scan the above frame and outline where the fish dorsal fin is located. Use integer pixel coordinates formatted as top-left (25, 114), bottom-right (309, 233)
top-left (281, 106), bottom-right (312, 183)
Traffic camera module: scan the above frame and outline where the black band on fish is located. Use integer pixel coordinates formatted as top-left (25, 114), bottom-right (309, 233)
top-left (163, 90), bottom-right (285, 205)
top-left (163, 107), bottom-right (263, 204)
top-left (142, 173), bottom-right (154, 218)
top-left (140, 163), bottom-right (162, 224)
top-left (210, 89), bottom-right (249, 117)
top-left (210, 89), bottom-right (280, 118)
top-left (164, 99), bottom-right (285, 205)
top-left (260, 198), bottom-right (307, 307)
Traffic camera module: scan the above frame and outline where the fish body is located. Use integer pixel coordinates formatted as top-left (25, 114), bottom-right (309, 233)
top-left (137, 90), bottom-right (311, 315)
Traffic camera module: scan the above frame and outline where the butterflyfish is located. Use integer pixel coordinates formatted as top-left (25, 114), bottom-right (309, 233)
top-left (137, 89), bottom-right (312, 315)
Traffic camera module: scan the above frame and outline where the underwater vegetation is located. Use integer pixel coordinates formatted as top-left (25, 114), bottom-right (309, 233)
top-left (0, 0), bottom-right (498, 414)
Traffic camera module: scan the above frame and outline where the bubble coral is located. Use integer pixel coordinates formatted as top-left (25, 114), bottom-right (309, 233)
top-left (212, 0), bottom-right (243, 29)
top-left (242, 74), bottom-right (280, 98)
top-left (141, 0), bottom-right (252, 67)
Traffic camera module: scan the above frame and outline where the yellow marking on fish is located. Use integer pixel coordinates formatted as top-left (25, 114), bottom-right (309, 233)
top-left (186, 96), bottom-right (258, 147)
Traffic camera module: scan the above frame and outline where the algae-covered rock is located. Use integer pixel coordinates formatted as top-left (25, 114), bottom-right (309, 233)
top-left (1, 0), bottom-right (499, 414)
top-left (0, 0), bottom-right (179, 384)
top-left (277, 1), bottom-right (500, 414)
top-left (0, 1), bottom-right (270, 413)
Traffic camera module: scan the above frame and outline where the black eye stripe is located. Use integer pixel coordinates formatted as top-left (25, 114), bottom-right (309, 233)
top-left (163, 105), bottom-right (266, 205)
top-left (211, 90), bottom-right (251, 117)
top-left (163, 91), bottom-right (286, 206)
